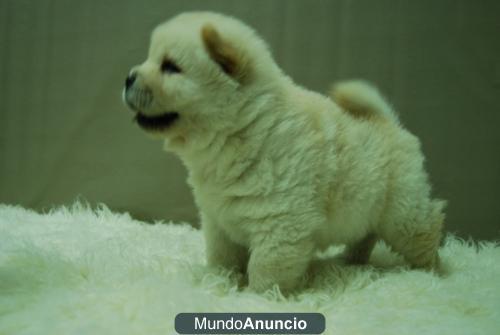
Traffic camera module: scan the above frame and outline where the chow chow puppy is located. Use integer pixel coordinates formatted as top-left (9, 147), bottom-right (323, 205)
top-left (123, 12), bottom-right (445, 293)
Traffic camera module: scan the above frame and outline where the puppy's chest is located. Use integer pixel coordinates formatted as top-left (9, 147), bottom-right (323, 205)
top-left (189, 157), bottom-right (275, 219)
top-left (195, 187), bottom-right (253, 245)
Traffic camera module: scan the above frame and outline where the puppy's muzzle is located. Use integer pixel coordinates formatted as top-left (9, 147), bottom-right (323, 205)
top-left (123, 73), bottom-right (179, 131)
top-left (124, 74), bottom-right (153, 112)
top-left (125, 73), bottom-right (136, 90)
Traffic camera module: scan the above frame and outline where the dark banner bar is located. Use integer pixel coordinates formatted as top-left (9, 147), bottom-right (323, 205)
top-left (175, 313), bottom-right (325, 334)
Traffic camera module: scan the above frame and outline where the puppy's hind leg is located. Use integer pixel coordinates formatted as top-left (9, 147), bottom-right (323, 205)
top-left (379, 199), bottom-right (445, 270)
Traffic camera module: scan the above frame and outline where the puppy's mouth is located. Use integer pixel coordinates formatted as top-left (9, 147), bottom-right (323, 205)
top-left (134, 112), bottom-right (179, 131)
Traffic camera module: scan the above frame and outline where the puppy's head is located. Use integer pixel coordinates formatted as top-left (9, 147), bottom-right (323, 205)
top-left (123, 12), bottom-right (280, 148)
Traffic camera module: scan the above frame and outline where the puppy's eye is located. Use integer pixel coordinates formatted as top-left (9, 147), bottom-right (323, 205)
top-left (161, 59), bottom-right (182, 74)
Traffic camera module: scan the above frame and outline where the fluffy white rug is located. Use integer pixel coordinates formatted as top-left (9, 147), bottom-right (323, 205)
top-left (0, 203), bottom-right (499, 335)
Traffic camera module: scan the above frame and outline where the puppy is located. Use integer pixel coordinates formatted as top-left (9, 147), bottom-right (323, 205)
top-left (123, 12), bottom-right (445, 293)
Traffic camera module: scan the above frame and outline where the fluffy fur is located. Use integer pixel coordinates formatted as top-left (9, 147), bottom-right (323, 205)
top-left (1, 204), bottom-right (499, 335)
top-left (124, 12), bottom-right (445, 292)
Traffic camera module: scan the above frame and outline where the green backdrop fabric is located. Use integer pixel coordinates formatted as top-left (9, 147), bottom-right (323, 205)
top-left (1, 0), bottom-right (499, 239)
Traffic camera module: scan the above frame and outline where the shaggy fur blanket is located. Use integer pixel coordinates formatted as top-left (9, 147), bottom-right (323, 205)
top-left (0, 204), bottom-right (499, 335)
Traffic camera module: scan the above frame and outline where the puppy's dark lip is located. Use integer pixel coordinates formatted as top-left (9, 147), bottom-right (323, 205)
top-left (134, 111), bottom-right (179, 130)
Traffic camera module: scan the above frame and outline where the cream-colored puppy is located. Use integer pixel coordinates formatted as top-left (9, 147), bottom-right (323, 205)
top-left (123, 12), bottom-right (445, 293)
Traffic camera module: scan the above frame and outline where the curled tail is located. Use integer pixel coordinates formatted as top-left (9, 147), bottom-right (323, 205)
top-left (330, 80), bottom-right (398, 123)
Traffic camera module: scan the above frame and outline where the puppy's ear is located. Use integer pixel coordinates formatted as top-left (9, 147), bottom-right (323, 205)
top-left (201, 24), bottom-right (249, 83)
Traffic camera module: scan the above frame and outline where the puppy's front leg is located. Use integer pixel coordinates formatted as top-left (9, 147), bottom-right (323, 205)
top-left (203, 219), bottom-right (248, 273)
top-left (248, 233), bottom-right (314, 293)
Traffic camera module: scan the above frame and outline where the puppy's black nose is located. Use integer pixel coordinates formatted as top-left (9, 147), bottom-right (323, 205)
top-left (125, 73), bottom-right (136, 89)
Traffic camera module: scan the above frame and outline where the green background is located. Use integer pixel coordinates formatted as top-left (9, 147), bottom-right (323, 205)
top-left (1, 0), bottom-right (499, 240)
